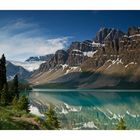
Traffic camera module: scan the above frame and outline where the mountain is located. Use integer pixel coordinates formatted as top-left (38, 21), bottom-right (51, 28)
top-left (93, 27), bottom-right (125, 43)
top-left (25, 54), bottom-right (54, 62)
top-left (10, 60), bottom-right (45, 72)
top-left (9, 54), bottom-right (55, 73)
top-left (6, 61), bottom-right (32, 81)
top-left (29, 27), bottom-right (140, 89)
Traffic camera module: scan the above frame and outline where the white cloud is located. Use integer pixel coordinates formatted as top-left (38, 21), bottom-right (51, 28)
top-left (0, 19), bottom-right (70, 61)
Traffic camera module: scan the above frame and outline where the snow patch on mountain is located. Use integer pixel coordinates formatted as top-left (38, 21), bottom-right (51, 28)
top-left (125, 62), bottom-right (137, 68)
top-left (83, 50), bottom-right (98, 57)
top-left (64, 66), bottom-right (82, 75)
top-left (92, 41), bottom-right (105, 47)
top-left (72, 49), bottom-right (82, 53)
top-left (129, 34), bottom-right (140, 38)
top-left (60, 64), bottom-right (69, 70)
top-left (106, 58), bottom-right (123, 69)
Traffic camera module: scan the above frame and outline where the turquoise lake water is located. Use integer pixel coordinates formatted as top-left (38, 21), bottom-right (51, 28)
top-left (29, 89), bottom-right (140, 130)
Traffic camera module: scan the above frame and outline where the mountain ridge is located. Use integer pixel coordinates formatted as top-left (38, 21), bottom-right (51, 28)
top-left (25, 54), bottom-right (54, 62)
top-left (29, 27), bottom-right (140, 89)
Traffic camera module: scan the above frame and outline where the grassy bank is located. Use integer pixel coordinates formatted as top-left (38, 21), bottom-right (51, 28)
top-left (0, 106), bottom-right (47, 130)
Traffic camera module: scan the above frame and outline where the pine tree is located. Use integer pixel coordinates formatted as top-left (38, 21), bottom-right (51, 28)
top-left (0, 59), bottom-right (2, 90)
top-left (116, 118), bottom-right (127, 130)
top-left (12, 96), bottom-right (18, 107)
top-left (0, 54), bottom-right (7, 90)
top-left (45, 105), bottom-right (60, 129)
top-left (12, 74), bottom-right (19, 99)
top-left (17, 96), bottom-right (30, 113)
top-left (0, 84), bottom-right (8, 105)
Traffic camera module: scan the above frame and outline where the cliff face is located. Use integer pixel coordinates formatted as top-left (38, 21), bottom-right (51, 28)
top-left (94, 27), bottom-right (124, 43)
top-left (29, 27), bottom-right (140, 89)
top-left (38, 50), bottom-right (68, 72)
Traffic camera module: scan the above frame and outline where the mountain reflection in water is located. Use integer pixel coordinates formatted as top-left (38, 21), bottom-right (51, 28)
top-left (29, 89), bottom-right (140, 130)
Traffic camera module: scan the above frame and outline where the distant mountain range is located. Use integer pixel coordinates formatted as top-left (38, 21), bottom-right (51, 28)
top-left (25, 54), bottom-right (54, 62)
top-left (6, 61), bottom-right (32, 81)
top-left (29, 27), bottom-right (140, 89)
top-left (7, 54), bottom-right (54, 81)
top-left (10, 60), bottom-right (45, 72)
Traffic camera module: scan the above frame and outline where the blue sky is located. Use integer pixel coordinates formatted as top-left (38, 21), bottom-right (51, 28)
top-left (0, 10), bottom-right (140, 61)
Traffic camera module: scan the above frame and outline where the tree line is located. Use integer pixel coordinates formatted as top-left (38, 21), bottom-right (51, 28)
top-left (0, 54), bottom-right (29, 112)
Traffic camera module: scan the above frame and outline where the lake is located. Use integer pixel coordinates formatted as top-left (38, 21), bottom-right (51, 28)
top-left (29, 89), bottom-right (140, 130)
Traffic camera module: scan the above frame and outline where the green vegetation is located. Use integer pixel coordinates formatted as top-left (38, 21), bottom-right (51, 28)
top-left (12, 95), bottom-right (30, 113)
top-left (0, 106), bottom-right (40, 130)
top-left (116, 118), bottom-right (127, 130)
top-left (45, 105), bottom-right (60, 130)
top-left (0, 54), bottom-right (7, 90)
top-left (0, 103), bottom-right (60, 130)
top-left (0, 54), bottom-right (61, 130)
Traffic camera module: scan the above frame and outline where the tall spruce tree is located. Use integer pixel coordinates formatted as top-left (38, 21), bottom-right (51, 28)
top-left (0, 59), bottom-right (2, 90)
top-left (0, 54), bottom-right (8, 105)
top-left (17, 96), bottom-right (30, 113)
top-left (12, 74), bottom-right (19, 99)
top-left (0, 54), bottom-right (7, 90)
top-left (1, 54), bottom-right (7, 85)
top-left (0, 84), bottom-right (8, 105)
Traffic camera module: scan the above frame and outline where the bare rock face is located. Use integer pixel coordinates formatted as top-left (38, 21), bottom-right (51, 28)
top-left (38, 50), bottom-right (68, 72)
top-left (67, 49), bottom-right (85, 66)
top-left (54, 50), bottom-right (68, 65)
top-left (66, 41), bottom-right (93, 66)
top-left (128, 26), bottom-right (140, 36)
top-left (67, 40), bottom-right (93, 52)
top-left (82, 27), bottom-right (140, 72)
top-left (94, 27), bottom-right (124, 43)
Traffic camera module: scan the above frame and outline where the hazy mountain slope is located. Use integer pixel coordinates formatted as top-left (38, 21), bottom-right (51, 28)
top-left (10, 60), bottom-right (45, 72)
top-left (6, 61), bottom-right (32, 81)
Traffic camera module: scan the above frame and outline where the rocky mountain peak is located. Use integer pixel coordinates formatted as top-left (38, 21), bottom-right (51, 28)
top-left (54, 49), bottom-right (68, 65)
top-left (94, 27), bottom-right (124, 43)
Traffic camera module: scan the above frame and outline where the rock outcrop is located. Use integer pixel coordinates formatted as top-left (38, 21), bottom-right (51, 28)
top-left (94, 27), bottom-right (124, 43)
top-left (127, 26), bottom-right (140, 36)
top-left (39, 50), bottom-right (68, 72)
